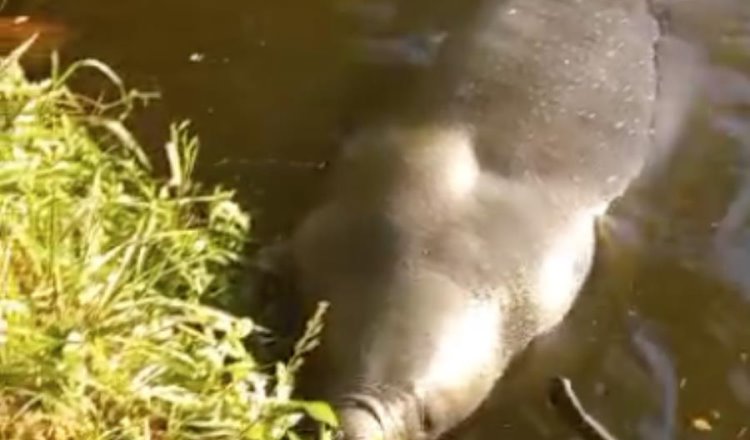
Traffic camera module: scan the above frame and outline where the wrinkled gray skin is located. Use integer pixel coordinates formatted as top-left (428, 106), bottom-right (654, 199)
top-left (290, 0), bottom-right (660, 439)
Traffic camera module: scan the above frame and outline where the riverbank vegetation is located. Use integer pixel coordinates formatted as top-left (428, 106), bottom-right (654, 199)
top-left (0, 39), bottom-right (333, 439)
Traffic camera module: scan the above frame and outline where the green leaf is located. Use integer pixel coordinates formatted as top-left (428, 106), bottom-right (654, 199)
top-left (299, 401), bottom-right (338, 428)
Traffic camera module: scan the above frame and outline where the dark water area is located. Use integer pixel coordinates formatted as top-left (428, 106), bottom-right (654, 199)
top-left (7, 0), bottom-right (750, 438)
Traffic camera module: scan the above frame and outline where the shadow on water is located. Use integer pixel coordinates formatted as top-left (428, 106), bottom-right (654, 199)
top-left (8, 0), bottom-right (750, 438)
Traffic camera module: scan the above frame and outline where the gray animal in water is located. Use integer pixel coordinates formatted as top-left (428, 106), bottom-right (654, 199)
top-left (286, 0), bottom-right (664, 438)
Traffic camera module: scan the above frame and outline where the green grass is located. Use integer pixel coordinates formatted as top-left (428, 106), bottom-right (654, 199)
top-left (0, 39), bottom-right (334, 440)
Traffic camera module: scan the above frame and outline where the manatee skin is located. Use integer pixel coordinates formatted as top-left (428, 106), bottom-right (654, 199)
top-left (290, 0), bottom-right (659, 438)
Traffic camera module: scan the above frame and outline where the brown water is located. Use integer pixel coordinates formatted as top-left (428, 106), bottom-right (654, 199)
top-left (11, 0), bottom-right (750, 438)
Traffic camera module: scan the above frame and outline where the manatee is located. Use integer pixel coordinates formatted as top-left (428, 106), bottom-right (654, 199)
top-left (287, 0), bottom-right (662, 438)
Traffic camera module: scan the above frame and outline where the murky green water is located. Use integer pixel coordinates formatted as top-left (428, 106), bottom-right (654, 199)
top-left (11, 0), bottom-right (750, 438)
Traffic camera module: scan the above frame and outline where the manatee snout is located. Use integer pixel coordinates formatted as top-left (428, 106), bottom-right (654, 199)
top-left (301, 276), bottom-right (505, 440)
top-left (335, 388), bottom-right (425, 440)
top-left (338, 407), bottom-right (385, 440)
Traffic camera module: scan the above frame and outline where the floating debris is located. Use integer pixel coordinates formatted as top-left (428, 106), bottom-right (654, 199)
top-left (691, 417), bottom-right (713, 432)
top-left (549, 376), bottom-right (619, 440)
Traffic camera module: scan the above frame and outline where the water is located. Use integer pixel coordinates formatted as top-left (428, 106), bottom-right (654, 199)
top-left (10, 0), bottom-right (750, 438)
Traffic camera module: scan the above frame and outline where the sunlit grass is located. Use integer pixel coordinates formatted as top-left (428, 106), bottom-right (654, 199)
top-left (0, 39), bottom-right (334, 439)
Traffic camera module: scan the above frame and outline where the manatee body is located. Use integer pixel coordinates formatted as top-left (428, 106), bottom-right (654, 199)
top-left (290, 0), bottom-right (659, 438)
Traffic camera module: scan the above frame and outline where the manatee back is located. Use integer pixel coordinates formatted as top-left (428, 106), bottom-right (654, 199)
top-left (408, 0), bottom-right (659, 206)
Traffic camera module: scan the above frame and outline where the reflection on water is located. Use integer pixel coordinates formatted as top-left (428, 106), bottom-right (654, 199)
top-left (629, 318), bottom-right (677, 440)
top-left (11, 0), bottom-right (750, 438)
top-left (0, 15), bottom-right (69, 64)
top-left (711, 71), bottom-right (750, 301)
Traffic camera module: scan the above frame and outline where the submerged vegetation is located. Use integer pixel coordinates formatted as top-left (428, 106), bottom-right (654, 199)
top-left (0, 40), bottom-right (333, 439)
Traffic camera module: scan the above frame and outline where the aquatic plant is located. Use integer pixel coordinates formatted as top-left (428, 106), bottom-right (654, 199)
top-left (0, 39), bottom-right (335, 439)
